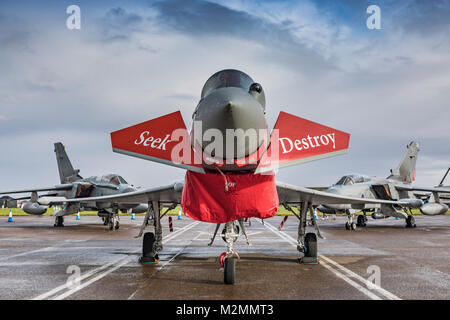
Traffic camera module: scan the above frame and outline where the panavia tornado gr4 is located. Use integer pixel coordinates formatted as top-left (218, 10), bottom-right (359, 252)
top-left (48, 69), bottom-right (428, 284)
top-left (0, 142), bottom-right (148, 229)
top-left (318, 142), bottom-right (450, 230)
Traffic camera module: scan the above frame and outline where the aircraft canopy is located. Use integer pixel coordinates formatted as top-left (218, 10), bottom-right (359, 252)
top-left (334, 174), bottom-right (370, 186)
top-left (201, 69), bottom-right (254, 98)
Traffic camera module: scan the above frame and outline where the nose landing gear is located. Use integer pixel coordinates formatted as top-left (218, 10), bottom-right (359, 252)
top-left (219, 221), bottom-right (241, 284)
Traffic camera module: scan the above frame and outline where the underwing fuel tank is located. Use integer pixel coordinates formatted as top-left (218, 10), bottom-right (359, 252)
top-left (420, 203), bottom-right (449, 215)
top-left (131, 203), bottom-right (148, 213)
top-left (22, 201), bottom-right (47, 215)
top-left (317, 205), bottom-right (335, 214)
top-left (371, 212), bottom-right (385, 219)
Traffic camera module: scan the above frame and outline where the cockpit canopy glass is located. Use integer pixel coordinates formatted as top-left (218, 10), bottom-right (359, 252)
top-left (201, 69), bottom-right (254, 98)
top-left (334, 174), bottom-right (370, 186)
top-left (98, 174), bottom-right (128, 185)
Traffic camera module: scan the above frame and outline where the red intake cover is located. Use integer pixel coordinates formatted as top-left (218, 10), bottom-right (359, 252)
top-left (181, 170), bottom-right (279, 223)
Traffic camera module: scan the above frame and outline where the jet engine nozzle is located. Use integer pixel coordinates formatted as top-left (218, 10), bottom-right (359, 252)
top-left (193, 86), bottom-right (267, 160)
top-left (420, 202), bottom-right (449, 215)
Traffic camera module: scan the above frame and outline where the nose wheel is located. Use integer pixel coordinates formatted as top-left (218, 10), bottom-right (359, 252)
top-left (345, 211), bottom-right (357, 230)
top-left (219, 221), bottom-right (240, 284)
top-left (223, 257), bottom-right (235, 284)
top-left (108, 214), bottom-right (120, 230)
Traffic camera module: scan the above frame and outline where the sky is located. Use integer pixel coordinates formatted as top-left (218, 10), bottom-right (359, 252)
top-left (0, 0), bottom-right (449, 191)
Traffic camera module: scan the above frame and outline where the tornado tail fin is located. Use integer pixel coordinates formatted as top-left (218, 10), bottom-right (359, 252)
top-left (54, 142), bottom-right (82, 183)
top-left (388, 141), bottom-right (420, 183)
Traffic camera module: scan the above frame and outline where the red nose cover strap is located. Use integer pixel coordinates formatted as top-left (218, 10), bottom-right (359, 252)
top-left (181, 171), bottom-right (279, 223)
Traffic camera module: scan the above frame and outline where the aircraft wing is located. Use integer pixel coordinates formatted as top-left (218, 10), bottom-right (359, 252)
top-left (0, 184), bottom-right (73, 196)
top-left (276, 182), bottom-right (422, 207)
top-left (45, 182), bottom-right (184, 206)
top-left (395, 185), bottom-right (450, 194)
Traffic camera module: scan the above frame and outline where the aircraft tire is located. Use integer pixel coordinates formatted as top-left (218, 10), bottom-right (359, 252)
top-left (224, 257), bottom-right (235, 285)
top-left (143, 232), bottom-right (155, 257)
top-left (351, 222), bottom-right (357, 230)
top-left (357, 215), bottom-right (367, 227)
top-left (406, 216), bottom-right (416, 228)
top-left (345, 222), bottom-right (350, 230)
top-left (304, 233), bottom-right (317, 258)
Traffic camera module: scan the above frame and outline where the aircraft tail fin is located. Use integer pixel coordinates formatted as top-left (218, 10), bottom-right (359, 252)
top-left (54, 142), bottom-right (82, 183)
top-left (387, 141), bottom-right (420, 184)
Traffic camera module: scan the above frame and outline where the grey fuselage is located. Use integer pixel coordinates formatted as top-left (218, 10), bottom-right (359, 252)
top-left (322, 175), bottom-right (414, 213)
top-left (49, 174), bottom-right (147, 214)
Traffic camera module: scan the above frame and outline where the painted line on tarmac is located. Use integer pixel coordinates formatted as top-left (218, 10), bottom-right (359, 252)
top-left (0, 247), bottom-right (55, 262)
top-left (261, 220), bottom-right (401, 300)
top-left (127, 228), bottom-right (205, 300)
top-left (31, 221), bottom-right (200, 300)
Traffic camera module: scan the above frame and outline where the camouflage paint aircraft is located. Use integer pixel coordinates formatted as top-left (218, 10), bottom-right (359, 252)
top-left (30, 70), bottom-right (432, 284)
top-left (318, 142), bottom-right (450, 230)
top-left (0, 143), bottom-right (147, 229)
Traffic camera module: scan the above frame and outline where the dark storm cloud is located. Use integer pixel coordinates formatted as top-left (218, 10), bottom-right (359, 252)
top-left (0, 14), bottom-right (33, 52)
top-left (394, 0), bottom-right (450, 35)
top-left (99, 7), bottom-right (145, 42)
top-left (151, 0), bottom-right (334, 75)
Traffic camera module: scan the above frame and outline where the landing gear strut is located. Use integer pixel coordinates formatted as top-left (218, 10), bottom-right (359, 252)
top-left (54, 216), bottom-right (64, 227)
top-left (108, 214), bottom-right (120, 230)
top-left (139, 201), bottom-right (163, 264)
top-left (220, 221), bottom-right (240, 284)
top-left (295, 202), bottom-right (319, 264)
top-left (345, 211), bottom-right (357, 230)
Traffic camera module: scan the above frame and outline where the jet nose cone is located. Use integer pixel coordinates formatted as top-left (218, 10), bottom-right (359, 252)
top-left (194, 87), bottom-right (268, 159)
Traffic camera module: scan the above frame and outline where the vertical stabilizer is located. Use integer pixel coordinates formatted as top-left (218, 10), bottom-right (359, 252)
top-left (54, 142), bottom-right (82, 183)
top-left (388, 141), bottom-right (420, 184)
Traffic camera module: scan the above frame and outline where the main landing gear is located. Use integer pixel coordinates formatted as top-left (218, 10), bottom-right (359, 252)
top-left (406, 215), bottom-right (416, 228)
top-left (283, 203), bottom-right (321, 264)
top-left (139, 201), bottom-right (163, 264)
top-left (54, 216), bottom-right (64, 227)
top-left (356, 214), bottom-right (368, 227)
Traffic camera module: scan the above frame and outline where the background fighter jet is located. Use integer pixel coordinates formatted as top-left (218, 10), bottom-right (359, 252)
top-left (0, 142), bottom-right (148, 229)
top-left (45, 69), bottom-right (430, 284)
top-left (318, 142), bottom-right (450, 230)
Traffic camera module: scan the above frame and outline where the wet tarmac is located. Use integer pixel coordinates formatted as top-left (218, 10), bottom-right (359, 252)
top-left (0, 214), bottom-right (449, 300)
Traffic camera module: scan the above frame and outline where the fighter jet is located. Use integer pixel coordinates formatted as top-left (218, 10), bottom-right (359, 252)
top-left (0, 142), bottom-right (148, 229)
top-left (318, 142), bottom-right (450, 230)
top-left (43, 69), bottom-right (429, 284)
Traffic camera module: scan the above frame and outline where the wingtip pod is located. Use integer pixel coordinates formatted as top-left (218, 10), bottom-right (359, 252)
top-left (110, 111), bottom-right (205, 173)
top-left (256, 111), bottom-right (350, 173)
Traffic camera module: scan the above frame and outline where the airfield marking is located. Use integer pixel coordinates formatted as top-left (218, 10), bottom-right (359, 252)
top-left (0, 246), bottom-right (55, 262)
top-left (31, 221), bottom-right (200, 300)
top-left (127, 228), bottom-right (206, 300)
top-left (261, 220), bottom-right (401, 300)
